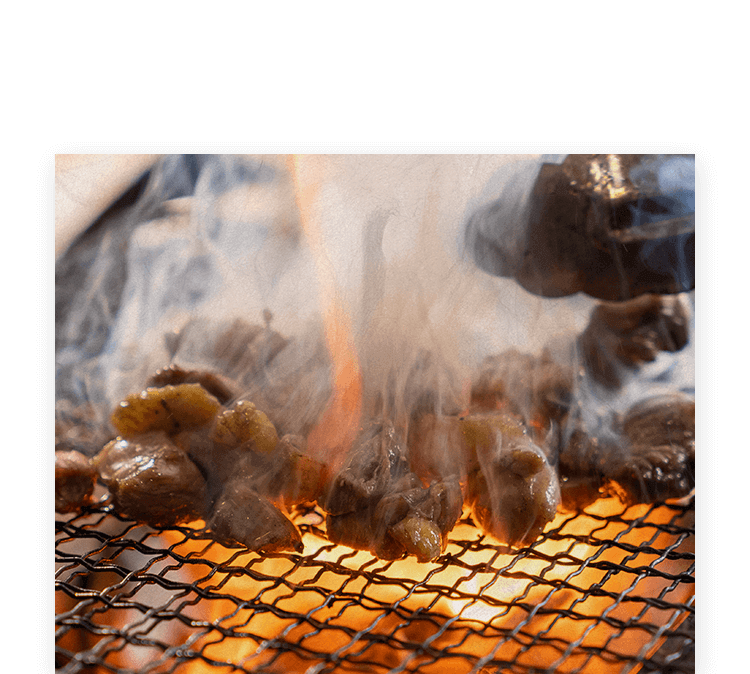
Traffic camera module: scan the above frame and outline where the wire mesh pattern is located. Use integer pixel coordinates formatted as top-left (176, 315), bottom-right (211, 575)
top-left (55, 495), bottom-right (694, 674)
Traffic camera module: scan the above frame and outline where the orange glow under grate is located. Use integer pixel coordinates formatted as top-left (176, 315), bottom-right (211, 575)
top-left (55, 495), bottom-right (694, 674)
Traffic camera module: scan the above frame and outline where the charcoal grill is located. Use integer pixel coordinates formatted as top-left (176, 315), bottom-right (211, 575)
top-left (55, 154), bottom-right (695, 673)
top-left (55, 494), bottom-right (694, 673)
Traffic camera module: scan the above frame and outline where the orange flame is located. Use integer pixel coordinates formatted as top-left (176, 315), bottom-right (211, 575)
top-left (287, 155), bottom-right (362, 469)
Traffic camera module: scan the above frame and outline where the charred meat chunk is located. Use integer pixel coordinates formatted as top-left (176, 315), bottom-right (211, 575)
top-left (276, 434), bottom-right (330, 507)
top-left (579, 294), bottom-right (691, 389)
top-left (373, 477), bottom-right (463, 562)
top-left (324, 421), bottom-right (462, 562)
top-left (608, 394), bottom-right (695, 505)
top-left (461, 413), bottom-right (560, 548)
top-left (324, 421), bottom-right (409, 516)
top-left (93, 432), bottom-right (210, 527)
top-left (55, 450), bottom-right (97, 513)
top-left (208, 479), bottom-right (303, 553)
top-left (559, 394), bottom-right (695, 509)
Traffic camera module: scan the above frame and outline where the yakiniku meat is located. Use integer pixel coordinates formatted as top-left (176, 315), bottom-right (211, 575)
top-left (55, 450), bottom-right (97, 513)
top-left (461, 413), bottom-right (560, 548)
top-left (324, 421), bottom-right (409, 516)
top-left (167, 398), bottom-right (281, 497)
top-left (147, 364), bottom-right (240, 405)
top-left (559, 394), bottom-right (695, 509)
top-left (373, 477), bottom-right (463, 562)
top-left (608, 394), bottom-right (695, 505)
top-left (110, 383), bottom-right (222, 437)
top-left (471, 348), bottom-right (575, 429)
top-left (579, 294), bottom-right (691, 389)
top-left (211, 399), bottom-right (279, 454)
top-left (208, 479), bottom-right (303, 553)
top-left (324, 421), bottom-right (463, 561)
top-left (275, 434), bottom-right (330, 507)
top-left (165, 317), bottom-right (290, 386)
top-left (93, 432), bottom-right (210, 527)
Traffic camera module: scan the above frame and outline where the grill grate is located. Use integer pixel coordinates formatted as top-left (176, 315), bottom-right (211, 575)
top-left (55, 495), bottom-right (694, 674)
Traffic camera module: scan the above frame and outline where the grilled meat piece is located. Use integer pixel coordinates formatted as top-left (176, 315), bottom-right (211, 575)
top-left (276, 434), bottom-right (330, 507)
top-left (208, 479), bottom-right (303, 553)
top-left (608, 394), bottom-right (695, 505)
top-left (324, 421), bottom-right (462, 561)
top-left (147, 364), bottom-right (239, 405)
top-left (461, 413), bottom-right (560, 548)
top-left (110, 383), bottom-right (222, 437)
top-left (93, 432), bottom-right (210, 527)
top-left (579, 294), bottom-right (691, 389)
top-left (165, 317), bottom-right (289, 386)
top-left (324, 421), bottom-right (409, 516)
top-left (559, 394), bottom-right (695, 509)
top-left (471, 349), bottom-right (575, 429)
top-left (55, 450), bottom-right (97, 513)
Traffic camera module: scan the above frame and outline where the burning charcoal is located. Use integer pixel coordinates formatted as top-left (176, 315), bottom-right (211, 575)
top-left (55, 450), bottom-right (97, 513)
top-left (579, 294), bottom-right (691, 389)
top-left (111, 384), bottom-right (222, 437)
top-left (93, 432), bottom-right (210, 527)
top-left (208, 479), bottom-right (303, 553)
top-left (461, 413), bottom-right (561, 548)
top-left (147, 364), bottom-right (240, 405)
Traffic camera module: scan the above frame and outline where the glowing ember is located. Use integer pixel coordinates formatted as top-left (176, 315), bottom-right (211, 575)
top-left (101, 496), bottom-right (693, 674)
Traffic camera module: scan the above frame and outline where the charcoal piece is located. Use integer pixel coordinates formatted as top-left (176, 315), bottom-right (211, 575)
top-left (93, 432), bottom-right (209, 527)
top-left (209, 480), bottom-right (303, 553)
top-left (55, 450), bottom-right (97, 513)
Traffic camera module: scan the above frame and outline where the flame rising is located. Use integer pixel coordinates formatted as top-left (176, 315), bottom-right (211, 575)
top-left (287, 155), bottom-right (363, 469)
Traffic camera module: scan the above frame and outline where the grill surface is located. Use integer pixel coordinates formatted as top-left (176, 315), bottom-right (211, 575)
top-left (55, 495), bottom-right (694, 674)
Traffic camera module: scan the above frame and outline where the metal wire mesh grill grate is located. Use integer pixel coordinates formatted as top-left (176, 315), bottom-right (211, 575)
top-left (55, 495), bottom-right (694, 674)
